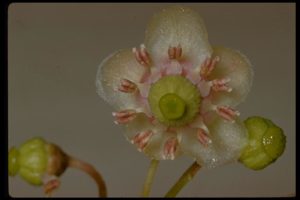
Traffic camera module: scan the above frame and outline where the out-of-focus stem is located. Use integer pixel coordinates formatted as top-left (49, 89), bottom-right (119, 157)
top-left (68, 156), bottom-right (107, 197)
top-left (141, 159), bottom-right (160, 197)
top-left (165, 161), bottom-right (201, 197)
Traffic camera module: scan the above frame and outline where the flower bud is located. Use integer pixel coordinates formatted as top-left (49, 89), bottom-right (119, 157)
top-left (239, 116), bottom-right (286, 170)
top-left (8, 137), bottom-right (69, 186)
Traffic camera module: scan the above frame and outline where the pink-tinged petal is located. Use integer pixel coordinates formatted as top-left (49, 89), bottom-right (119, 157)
top-left (208, 46), bottom-right (254, 107)
top-left (96, 49), bottom-right (146, 109)
top-left (144, 6), bottom-right (212, 69)
top-left (179, 117), bottom-right (247, 168)
top-left (124, 113), bottom-right (155, 140)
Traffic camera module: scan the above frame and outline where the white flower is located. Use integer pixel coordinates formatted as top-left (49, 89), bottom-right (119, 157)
top-left (96, 6), bottom-right (253, 169)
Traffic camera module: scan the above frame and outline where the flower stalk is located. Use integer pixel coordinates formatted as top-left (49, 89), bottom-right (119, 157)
top-left (165, 161), bottom-right (201, 197)
top-left (68, 156), bottom-right (107, 197)
top-left (141, 159), bottom-right (160, 197)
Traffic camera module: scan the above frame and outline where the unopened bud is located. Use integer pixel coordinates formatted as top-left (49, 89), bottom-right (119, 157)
top-left (239, 116), bottom-right (286, 170)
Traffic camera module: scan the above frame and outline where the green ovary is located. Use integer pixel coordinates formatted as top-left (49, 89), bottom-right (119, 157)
top-left (148, 75), bottom-right (201, 127)
top-left (159, 93), bottom-right (186, 120)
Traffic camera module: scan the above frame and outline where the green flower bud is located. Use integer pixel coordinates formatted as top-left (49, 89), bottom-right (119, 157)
top-left (17, 137), bottom-right (48, 185)
top-left (148, 75), bottom-right (201, 127)
top-left (9, 137), bottom-right (69, 186)
top-left (239, 116), bottom-right (286, 170)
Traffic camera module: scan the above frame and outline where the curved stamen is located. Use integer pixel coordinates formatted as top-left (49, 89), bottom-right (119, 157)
top-left (112, 109), bottom-right (137, 124)
top-left (131, 130), bottom-right (153, 151)
top-left (200, 56), bottom-right (220, 80)
top-left (42, 175), bottom-right (60, 196)
top-left (163, 137), bottom-right (178, 160)
top-left (197, 128), bottom-right (212, 147)
top-left (133, 44), bottom-right (151, 67)
top-left (168, 45), bottom-right (182, 60)
top-left (118, 78), bottom-right (138, 93)
top-left (215, 106), bottom-right (240, 122)
top-left (211, 78), bottom-right (232, 92)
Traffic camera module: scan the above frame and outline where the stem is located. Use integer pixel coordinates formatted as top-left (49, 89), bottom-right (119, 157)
top-left (165, 161), bottom-right (201, 197)
top-left (141, 159), bottom-right (160, 197)
top-left (68, 156), bottom-right (107, 197)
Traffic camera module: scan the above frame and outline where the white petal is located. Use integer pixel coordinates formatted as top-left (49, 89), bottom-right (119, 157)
top-left (144, 6), bottom-right (212, 69)
top-left (124, 114), bottom-right (181, 160)
top-left (179, 117), bottom-right (248, 169)
top-left (208, 46), bottom-right (254, 107)
top-left (96, 49), bottom-right (146, 109)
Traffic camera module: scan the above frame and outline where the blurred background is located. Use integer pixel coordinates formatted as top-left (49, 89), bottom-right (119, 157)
top-left (8, 3), bottom-right (295, 197)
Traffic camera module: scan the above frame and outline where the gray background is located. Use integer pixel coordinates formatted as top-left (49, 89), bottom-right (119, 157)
top-left (8, 3), bottom-right (295, 197)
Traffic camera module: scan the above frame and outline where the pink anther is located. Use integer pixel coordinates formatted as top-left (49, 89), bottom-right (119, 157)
top-left (168, 45), bottom-right (182, 60)
top-left (200, 56), bottom-right (220, 80)
top-left (131, 130), bottom-right (153, 151)
top-left (44, 179), bottom-right (60, 196)
top-left (112, 109), bottom-right (137, 124)
top-left (118, 78), bottom-right (137, 93)
top-left (132, 44), bottom-right (151, 67)
top-left (197, 128), bottom-right (211, 147)
top-left (216, 106), bottom-right (240, 122)
top-left (211, 78), bottom-right (232, 92)
top-left (163, 137), bottom-right (178, 160)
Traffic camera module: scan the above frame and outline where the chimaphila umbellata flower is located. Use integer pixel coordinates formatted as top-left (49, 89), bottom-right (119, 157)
top-left (96, 6), bottom-right (253, 168)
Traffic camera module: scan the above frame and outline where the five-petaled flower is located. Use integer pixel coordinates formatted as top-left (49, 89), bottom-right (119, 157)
top-left (96, 6), bottom-right (253, 168)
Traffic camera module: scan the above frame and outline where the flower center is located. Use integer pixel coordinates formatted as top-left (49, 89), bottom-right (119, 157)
top-left (148, 75), bottom-right (201, 127)
top-left (159, 93), bottom-right (186, 120)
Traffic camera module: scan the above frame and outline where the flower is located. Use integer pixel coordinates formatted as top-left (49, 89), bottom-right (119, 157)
top-left (96, 6), bottom-right (253, 168)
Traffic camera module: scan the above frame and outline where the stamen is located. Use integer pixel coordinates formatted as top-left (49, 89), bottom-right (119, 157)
top-left (112, 109), bottom-right (137, 124)
top-left (131, 130), bottom-right (153, 151)
top-left (132, 44), bottom-right (151, 67)
top-left (118, 78), bottom-right (138, 93)
top-left (43, 178), bottom-right (60, 196)
top-left (163, 137), bottom-right (178, 160)
top-left (216, 106), bottom-right (240, 122)
top-left (211, 78), bottom-right (232, 92)
top-left (168, 45), bottom-right (182, 60)
top-left (200, 56), bottom-right (220, 79)
top-left (139, 70), bottom-right (151, 83)
top-left (181, 68), bottom-right (187, 76)
top-left (197, 128), bottom-right (212, 147)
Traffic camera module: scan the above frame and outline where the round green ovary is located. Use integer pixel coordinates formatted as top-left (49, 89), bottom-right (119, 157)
top-left (148, 75), bottom-right (201, 127)
top-left (159, 93), bottom-right (186, 120)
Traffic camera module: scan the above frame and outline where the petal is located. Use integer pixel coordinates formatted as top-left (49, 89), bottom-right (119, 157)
top-left (124, 114), bottom-right (181, 160)
top-left (179, 117), bottom-right (248, 168)
top-left (144, 6), bottom-right (212, 69)
top-left (208, 46), bottom-right (254, 107)
top-left (96, 49), bottom-right (146, 109)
